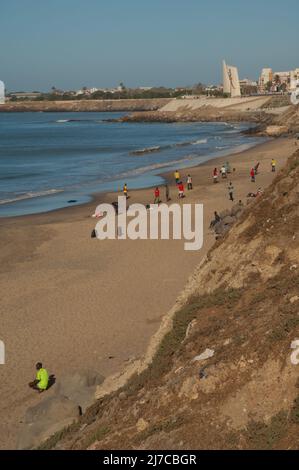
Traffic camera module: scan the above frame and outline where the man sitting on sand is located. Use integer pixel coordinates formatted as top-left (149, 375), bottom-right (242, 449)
top-left (29, 362), bottom-right (49, 393)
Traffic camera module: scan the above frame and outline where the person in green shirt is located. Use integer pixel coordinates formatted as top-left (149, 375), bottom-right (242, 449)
top-left (29, 362), bottom-right (49, 393)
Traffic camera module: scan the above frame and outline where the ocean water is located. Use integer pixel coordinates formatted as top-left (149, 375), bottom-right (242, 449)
top-left (0, 112), bottom-right (265, 217)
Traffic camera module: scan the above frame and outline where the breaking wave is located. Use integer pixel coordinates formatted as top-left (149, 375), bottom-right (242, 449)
top-left (0, 189), bottom-right (64, 205)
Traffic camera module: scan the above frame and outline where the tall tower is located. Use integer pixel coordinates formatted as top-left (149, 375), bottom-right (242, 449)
top-left (0, 81), bottom-right (5, 104)
top-left (222, 60), bottom-right (241, 98)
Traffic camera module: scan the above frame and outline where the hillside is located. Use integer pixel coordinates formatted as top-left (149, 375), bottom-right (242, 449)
top-left (42, 148), bottom-right (299, 451)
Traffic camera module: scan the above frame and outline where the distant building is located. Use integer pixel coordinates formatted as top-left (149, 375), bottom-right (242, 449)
top-left (0, 80), bottom-right (5, 104)
top-left (258, 68), bottom-right (273, 92)
top-left (239, 78), bottom-right (257, 87)
top-left (222, 60), bottom-right (241, 98)
top-left (290, 69), bottom-right (299, 91)
top-left (258, 67), bottom-right (299, 93)
top-left (9, 91), bottom-right (42, 100)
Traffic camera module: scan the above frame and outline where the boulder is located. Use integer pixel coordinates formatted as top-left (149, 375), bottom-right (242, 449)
top-left (214, 221), bottom-right (230, 235)
top-left (231, 204), bottom-right (244, 217)
top-left (222, 215), bottom-right (236, 225)
top-left (219, 209), bottom-right (231, 219)
top-left (265, 125), bottom-right (289, 137)
top-left (54, 370), bottom-right (105, 412)
top-left (17, 395), bottom-right (80, 449)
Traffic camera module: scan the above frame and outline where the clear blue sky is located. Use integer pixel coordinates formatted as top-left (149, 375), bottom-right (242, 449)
top-left (0, 0), bottom-right (298, 91)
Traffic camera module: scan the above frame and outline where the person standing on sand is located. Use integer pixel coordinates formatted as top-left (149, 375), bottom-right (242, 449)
top-left (250, 168), bottom-right (255, 182)
top-left (174, 170), bottom-right (180, 184)
top-left (220, 165), bottom-right (227, 179)
top-left (178, 181), bottom-right (185, 198)
top-left (213, 167), bottom-right (218, 183)
top-left (228, 181), bottom-right (234, 201)
top-left (271, 159), bottom-right (276, 172)
top-left (123, 183), bottom-right (128, 199)
top-left (154, 187), bottom-right (160, 204)
top-left (187, 174), bottom-right (193, 190)
top-left (165, 184), bottom-right (170, 202)
top-left (29, 362), bottom-right (49, 393)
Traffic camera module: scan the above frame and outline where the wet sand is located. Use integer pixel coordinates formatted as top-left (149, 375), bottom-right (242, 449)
top-left (0, 136), bottom-right (295, 448)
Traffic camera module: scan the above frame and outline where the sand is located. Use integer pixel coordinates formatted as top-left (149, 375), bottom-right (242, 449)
top-left (0, 136), bottom-right (296, 449)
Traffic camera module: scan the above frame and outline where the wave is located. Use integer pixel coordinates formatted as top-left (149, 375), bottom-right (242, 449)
top-left (192, 138), bottom-right (208, 145)
top-left (55, 118), bottom-right (101, 124)
top-left (131, 138), bottom-right (208, 156)
top-left (131, 146), bottom-right (162, 155)
top-left (118, 154), bottom-right (198, 178)
top-left (0, 189), bottom-right (64, 205)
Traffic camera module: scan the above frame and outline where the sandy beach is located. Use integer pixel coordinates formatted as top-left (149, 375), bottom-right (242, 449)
top-left (0, 136), bottom-right (296, 449)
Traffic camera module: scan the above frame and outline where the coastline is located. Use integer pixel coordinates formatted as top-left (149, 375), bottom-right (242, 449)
top-left (0, 134), bottom-right (269, 221)
top-left (0, 136), bottom-right (296, 449)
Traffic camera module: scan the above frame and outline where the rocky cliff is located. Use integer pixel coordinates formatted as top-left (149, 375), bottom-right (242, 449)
top-left (40, 149), bottom-right (299, 450)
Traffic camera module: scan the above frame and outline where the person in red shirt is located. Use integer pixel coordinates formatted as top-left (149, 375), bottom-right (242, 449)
top-left (250, 167), bottom-right (255, 182)
top-left (178, 182), bottom-right (185, 198)
top-left (154, 187), bottom-right (160, 204)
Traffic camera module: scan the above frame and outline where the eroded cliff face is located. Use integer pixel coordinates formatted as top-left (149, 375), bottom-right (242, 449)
top-left (42, 151), bottom-right (299, 450)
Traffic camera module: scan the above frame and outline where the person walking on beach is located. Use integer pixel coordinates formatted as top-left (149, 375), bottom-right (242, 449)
top-left (165, 184), bottom-right (170, 202)
top-left (178, 181), bottom-right (185, 198)
top-left (213, 167), bottom-right (218, 183)
top-left (250, 167), bottom-right (255, 182)
top-left (228, 181), bottom-right (234, 201)
top-left (154, 187), bottom-right (160, 204)
top-left (29, 362), bottom-right (49, 393)
top-left (174, 170), bottom-right (180, 184)
top-left (271, 158), bottom-right (276, 172)
top-left (123, 183), bottom-right (128, 199)
top-left (187, 174), bottom-right (193, 190)
top-left (220, 165), bottom-right (227, 179)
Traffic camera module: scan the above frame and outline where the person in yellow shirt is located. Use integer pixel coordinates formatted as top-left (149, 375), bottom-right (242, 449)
top-left (271, 159), bottom-right (276, 172)
top-left (29, 362), bottom-right (49, 393)
top-left (174, 170), bottom-right (180, 184)
top-left (123, 183), bottom-right (128, 199)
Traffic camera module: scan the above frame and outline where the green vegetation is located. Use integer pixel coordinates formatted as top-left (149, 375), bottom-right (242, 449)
top-left (245, 411), bottom-right (288, 449)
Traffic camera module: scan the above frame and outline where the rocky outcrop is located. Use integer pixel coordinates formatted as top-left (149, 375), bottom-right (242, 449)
top-left (265, 125), bottom-right (289, 137)
top-left (17, 396), bottom-right (80, 450)
top-left (119, 108), bottom-right (274, 129)
top-left (0, 98), bottom-right (171, 113)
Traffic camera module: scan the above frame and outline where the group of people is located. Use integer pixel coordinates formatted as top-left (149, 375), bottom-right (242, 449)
top-left (122, 157), bottom-right (277, 208)
top-left (212, 158), bottom-right (277, 202)
top-left (122, 170), bottom-right (193, 206)
top-left (213, 161), bottom-right (232, 183)
top-left (173, 170), bottom-right (193, 199)
top-left (152, 171), bottom-right (193, 204)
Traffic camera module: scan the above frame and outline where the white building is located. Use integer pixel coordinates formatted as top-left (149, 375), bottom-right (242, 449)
top-left (0, 80), bottom-right (5, 104)
top-left (222, 60), bottom-right (241, 97)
